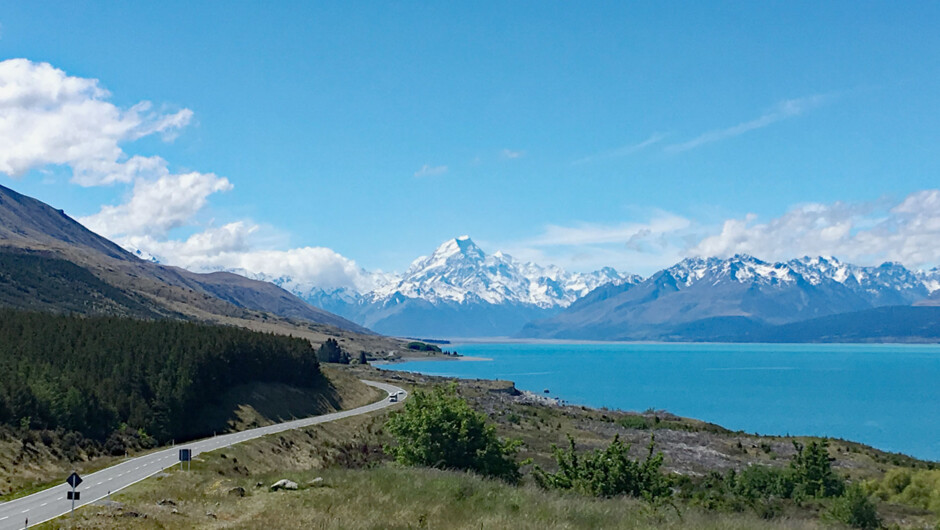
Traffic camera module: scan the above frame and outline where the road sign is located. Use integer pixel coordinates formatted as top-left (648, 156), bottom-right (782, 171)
top-left (66, 491), bottom-right (81, 500)
top-left (179, 448), bottom-right (192, 471)
top-left (66, 472), bottom-right (82, 488)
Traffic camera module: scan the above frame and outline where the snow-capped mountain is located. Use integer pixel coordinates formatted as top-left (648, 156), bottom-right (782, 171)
top-left (340, 236), bottom-right (639, 337)
top-left (661, 254), bottom-right (939, 302)
top-left (223, 236), bottom-right (637, 338)
top-left (369, 236), bottom-right (637, 308)
top-left (522, 254), bottom-right (940, 341)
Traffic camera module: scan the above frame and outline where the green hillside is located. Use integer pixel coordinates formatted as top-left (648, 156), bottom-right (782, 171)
top-left (0, 309), bottom-right (323, 444)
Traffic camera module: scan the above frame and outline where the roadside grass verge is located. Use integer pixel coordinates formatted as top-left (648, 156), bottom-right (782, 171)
top-left (44, 463), bottom-right (830, 530)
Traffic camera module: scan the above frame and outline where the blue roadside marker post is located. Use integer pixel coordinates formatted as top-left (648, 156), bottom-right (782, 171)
top-left (179, 448), bottom-right (192, 471)
top-left (65, 471), bottom-right (82, 517)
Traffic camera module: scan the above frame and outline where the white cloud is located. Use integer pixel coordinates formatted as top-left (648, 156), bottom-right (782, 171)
top-left (664, 95), bottom-right (828, 153)
top-left (125, 224), bottom-right (379, 292)
top-left (527, 215), bottom-right (691, 247)
top-left (2, 58), bottom-right (383, 296)
top-left (0, 59), bottom-right (191, 185)
top-left (414, 163), bottom-right (448, 177)
top-left (501, 149), bottom-right (525, 159)
top-left (80, 172), bottom-right (233, 238)
top-left (690, 189), bottom-right (940, 268)
top-left (499, 214), bottom-right (694, 274)
top-left (573, 132), bottom-right (666, 164)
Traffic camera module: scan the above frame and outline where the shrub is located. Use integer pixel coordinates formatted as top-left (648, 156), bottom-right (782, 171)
top-left (829, 484), bottom-right (881, 529)
top-left (618, 415), bottom-right (651, 430)
top-left (384, 384), bottom-right (521, 482)
top-left (532, 434), bottom-right (671, 500)
top-left (734, 464), bottom-right (795, 500)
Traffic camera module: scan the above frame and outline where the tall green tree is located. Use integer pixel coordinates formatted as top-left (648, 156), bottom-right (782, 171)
top-left (790, 440), bottom-right (844, 498)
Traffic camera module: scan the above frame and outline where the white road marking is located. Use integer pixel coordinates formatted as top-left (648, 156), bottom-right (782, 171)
top-left (40, 503), bottom-right (47, 507)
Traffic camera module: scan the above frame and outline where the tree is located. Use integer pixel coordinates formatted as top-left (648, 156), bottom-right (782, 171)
top-left (790, 440), bottom-right (844, 498)
top-left (317, 338), bottom-right (349, 364)
top-left (384, 383), bottom-right (521, 482)
top-left (357, 350), bottom-right (368, 365)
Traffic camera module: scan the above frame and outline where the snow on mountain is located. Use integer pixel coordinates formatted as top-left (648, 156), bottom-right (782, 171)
top-left (122, 244), bottom-right (160, 263)
top-left (523, 254), bottom-right (940, 341)
top-left (369, 236), bottom-right (637, 308)
top-left (666, 255), bottom-right (797, 287)
top-left (664, 254), bottom-right (939, 299)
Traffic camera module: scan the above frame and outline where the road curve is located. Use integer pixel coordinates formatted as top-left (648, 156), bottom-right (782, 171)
top-left (0, 380), bottom-right (406, 529)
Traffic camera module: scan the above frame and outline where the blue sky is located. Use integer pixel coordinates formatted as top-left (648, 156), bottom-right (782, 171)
top-left (2, 2), bottom-right (940, 287)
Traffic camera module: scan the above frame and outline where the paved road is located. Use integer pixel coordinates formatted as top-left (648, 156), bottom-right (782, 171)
top-left (0, 380), bottom-right (406, 529)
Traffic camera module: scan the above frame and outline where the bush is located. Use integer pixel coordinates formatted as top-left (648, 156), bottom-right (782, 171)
top-left (532, 434), bottom-right (671, 500)
top-left (734, 464), bottom-right (795, 500)
top-left (829, 484), bottom-right (881, 529)
top-left (384, 384), bottom-right (521, 482)
top-left (868, 468), bottom-right (940, 512)
top-left (618, 415), bottom-right (651, 430)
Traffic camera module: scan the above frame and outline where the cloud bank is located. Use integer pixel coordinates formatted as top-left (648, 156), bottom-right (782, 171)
top-left (693, 190), bottom-right (940, 267)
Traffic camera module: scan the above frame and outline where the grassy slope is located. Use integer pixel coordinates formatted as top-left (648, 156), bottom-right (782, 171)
top-left (39, 365), bottom-right (939, 529)
top-left (0, 367), bottom-right (381, 501)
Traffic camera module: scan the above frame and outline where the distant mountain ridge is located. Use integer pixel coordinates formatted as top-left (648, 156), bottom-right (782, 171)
top-left (0, 183), bottom-right (368, 334)
top-left (522, 254), bottom-right (940, 341)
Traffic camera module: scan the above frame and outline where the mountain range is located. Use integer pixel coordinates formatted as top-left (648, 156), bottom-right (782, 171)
top-left (521, 254), bottom-right (940, 341)
top-left (215, 235), bottom-right (940, 342)
top-left (5, 183), bottom-right (938, 343)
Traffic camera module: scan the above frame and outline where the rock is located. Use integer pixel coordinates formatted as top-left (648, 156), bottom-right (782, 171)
top-left (270, 479), bottom-right (298, 491)
top-left (157, 498), bottom-right (177, 506)
top-left (171, 508), bottom-right (180, 515)
top-left (227, 486), bottom-right (246, 497)
top-left (255, 481), bottom-right (264, 488)
top-left (308, 477), bottom-right (325, 487)
top-left (121, 511), bottom-right (144, 518)
top-left (206, 511), bottom-right (217, 519)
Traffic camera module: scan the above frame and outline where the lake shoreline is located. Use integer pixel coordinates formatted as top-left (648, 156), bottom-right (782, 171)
top-left (380, 341), bottom-right (940, 462)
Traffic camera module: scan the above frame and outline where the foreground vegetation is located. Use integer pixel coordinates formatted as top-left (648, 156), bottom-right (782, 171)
top-left (37, 366), bottom-right (939, 529)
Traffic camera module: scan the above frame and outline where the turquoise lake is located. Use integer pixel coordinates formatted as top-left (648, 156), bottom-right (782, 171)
top-left (380, 342), bottom-right (940, 461)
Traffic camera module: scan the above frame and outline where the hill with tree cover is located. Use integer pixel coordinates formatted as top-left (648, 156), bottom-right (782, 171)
top-left (0, 309), bottom-right (323, 445)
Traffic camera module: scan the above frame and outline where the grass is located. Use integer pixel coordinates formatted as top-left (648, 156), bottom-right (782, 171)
top-left (24, 365), bottom-right (940, 528)
top-left (42, 455), bottom-right (830, 530)
top-left (0, 367), bottom-right (382, 502)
